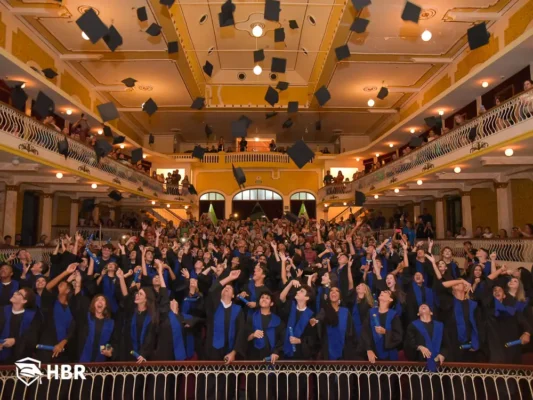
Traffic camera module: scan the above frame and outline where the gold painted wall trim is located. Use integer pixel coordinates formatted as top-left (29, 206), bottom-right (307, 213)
top-left (454, 35), bottom-right (500, 82)
top-left (422, 74), bottom-right (452, 106)
top-left (12, 28), bottom-right (56, 74)
top-left (60, 70), bottom-right (91, 110)
top-left (210, 85), bottom-right (310, 107)
top-left (504, 0), bottom-right (533, 45)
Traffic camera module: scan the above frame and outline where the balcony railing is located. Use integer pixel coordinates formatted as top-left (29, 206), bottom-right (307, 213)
top-left (431, 238), bottom-right (533, 263)
top-left (318, 181), bottom-right (355, 203)
top-left (0, 246), bottom-right (55, 264)
top-left (352, 88), bottom-right (533, 192)
top-left (0, 361), bottom-right (531, 400)
top-left (0, 103), bottom-right (165, 194)
top-left (170, 151), bottom-right (315, 165)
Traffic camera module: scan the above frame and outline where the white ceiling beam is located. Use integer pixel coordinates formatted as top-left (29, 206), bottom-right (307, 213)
top-left (447, 11), bottom-right (500, 21)
top-left (0, 162), bottom-right (40, 172)
top-left (93, 86), bottom-right (128, 92)
top-left (367, 109), bottom-right (399, 114)
top-left (60, 54), bottom-right (104, 61)
top-left (481, 156), bottom-right (533, 166)
top-left (405, 182), bottom-right (465, 190)
top-left (10, 8), bottom-right (60, 17)
top-left (410, 57), bottom-right (454, 64)
top-left (437, 172), bottom-right (500, 180)
top-left (387, 87), bottom-right (421, 93)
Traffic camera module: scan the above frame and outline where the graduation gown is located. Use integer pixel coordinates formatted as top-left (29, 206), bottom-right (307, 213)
top-left (319, 306), bottom-right (359, 360)
top-left (0, 306), bottom-right (41, 364)
top-left (405, 320), bottom-right (447, 371)
top-left (361, 307), bottom-right (403, 361)
top-left (0, 281), bottom-right (18, 307)
top-left (245, 311), bottom-right (285, 360)
top-left (405, 282), bottom-right (435, 324)
top-left (281, 301), bottom-right (318, 360)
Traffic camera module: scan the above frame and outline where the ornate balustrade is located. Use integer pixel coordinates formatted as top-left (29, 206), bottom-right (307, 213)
top-left (0, 246), bottom-right (55, 264)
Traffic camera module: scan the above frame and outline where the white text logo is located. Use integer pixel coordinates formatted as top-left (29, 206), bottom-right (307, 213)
top-left (15, 358), bottom-right (86, 386)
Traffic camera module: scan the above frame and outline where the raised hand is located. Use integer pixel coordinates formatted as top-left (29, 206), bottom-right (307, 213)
top-left (229, 269), bottom-right (241, 280)
top-left (418, 345), bottom-right (432, 359)
top-left (66, 263), bottom-right (78, 274)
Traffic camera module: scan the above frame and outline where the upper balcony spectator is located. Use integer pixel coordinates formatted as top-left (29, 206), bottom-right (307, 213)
top-left (239, 137), bottom-right (248, 152)
top-left (334, 170), bottom-right (344, 184)
top-left (323, 170), bottom-right (333, 185)
top-left (269, 139), bottom-right (277, 152)
top-left (218, 137), bottom-right (225, 152)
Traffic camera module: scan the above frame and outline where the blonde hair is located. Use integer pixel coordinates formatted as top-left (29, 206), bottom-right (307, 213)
top-left (509, 278), bottom-right (526, 302)
top-left (357, 283), bottom-right (374, 308)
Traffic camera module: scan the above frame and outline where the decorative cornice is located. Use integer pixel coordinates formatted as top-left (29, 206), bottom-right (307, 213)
top-left (494, 182), bottom-right (509, 189)
top-left (43, 193), bottom-right (54, 199)
top-left (70, 199), bottom-right (81, 204)
top-left (6, 185), bottom-right (19, 191)
top-left (460, 191), bottom-right (471, 197)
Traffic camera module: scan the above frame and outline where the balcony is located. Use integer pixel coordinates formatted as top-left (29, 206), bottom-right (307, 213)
top-left (318, 181), bottom-right (356, 205)
top-left (170, 151), bottom-right (319, 167)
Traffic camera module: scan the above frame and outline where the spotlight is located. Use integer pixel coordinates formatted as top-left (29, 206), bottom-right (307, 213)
top-left (417, 179), bottom-right (423, 185)
top-left (389, 143), bottom-right (394, 148)
top-left (367, 99), bottom-right (375, 107)
top-left (376, 153), bottom-right (380, 157)
top-left (185, 205), bottom-right (189, 209)
top-left (505, 148), bottom-right (514, 157)
top-left (410, 128), bottom-right (415, 134)
top-left (166, 204), bottom-right (171, 208)
top-left (97, 129), bottom-right (103, 135)
top-left (255, 137), bottom-right (259, 142)
top-left (343, 202), bottom-right (347, 206)
top-left (438, 110), bottom-right (444, 116)
top-left (421, 30), bottom-right (432, 41)
top-left (234, 213), bottom-right (239, 217)
top-left (454, 166), bottom-right (461, 173)
top-left (119, 144), bottom-right (125, 149)
top-left (253, 65), bottom-right (262, 75)
top-left (91, 183), bottom-right (97, 189)
top-left (56, 172), bottom-right (63, 179)
top-left (151, 200), bottom-right (156, 205)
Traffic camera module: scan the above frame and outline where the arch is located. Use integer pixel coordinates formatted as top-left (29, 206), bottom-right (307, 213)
top-left (199, 191), bottom-right (225, 201)
top-left (232, 188), bottom-right (282, 201)
top-left (289, 191), bottom-right (317, 219)
top-left (290, 191), bottom-right (316, 201)
top-left (231, 187), bottom-right (283, 220)
top-left (199, 191), bottom-right (225, 218)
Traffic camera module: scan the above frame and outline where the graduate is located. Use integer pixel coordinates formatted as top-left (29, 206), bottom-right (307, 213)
top-left (0, 264), bottom-right (19, 307)
top-left (177, 269), bottom-right (206, 359)
top-left (374, 260), bottom-right (406, 319)
top-left (350, 283), bottom-right (374, 341)
top-left (405, 270), bottom-right (435, 324)
top-left (239, 263), bottom-right (269, 317)
top-left (91, 260), bottom-right (121, 315)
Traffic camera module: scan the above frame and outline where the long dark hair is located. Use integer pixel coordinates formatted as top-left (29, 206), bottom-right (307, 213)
top-left (137, 287), bottom-right (159, 326)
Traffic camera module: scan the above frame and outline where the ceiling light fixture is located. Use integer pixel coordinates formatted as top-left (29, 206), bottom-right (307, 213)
top-left (56, 172), bottom-right (63, 179)
top-left (374, 194), bottom-right (379, 199)
top-left (234, 213), bottom-right (239, 217)
top-left (343, 202), bottom-right (347, 206)
top-left (91, 183), bottom-right (97, 189)
top-left (20, 83), bottom-right (26, 89)
top-left (81, 31), bottom-right (90, 41)
top-left (254, 137), bottom-right (259, 142)
top-left (394, 188), bottom-right (399, 193)
top-left (417, 179), bottom-right (423, 185)
top-left (151, 200), bottom-right (156, 205)
top-left (482, 81), bottom-right (489, 88)
top-left (97, 129), bottom-right (103, 135)
top-left (438, 110), bottom-right (444, 116)
top-left (505, 148), bottom-right (514, 157)
top-left (143, 154), bottom-right (147, 159)
top-left (367, 99), bottom-right (375, 107)
top-left (389, 143), bottom-right (394, 148)
top-left (185, 205), bottom-right (189, 209)
top-left (167, 203), bottom-right (171, 208)
top-left (253, 65), bottom-right (262, 75)
top-left (421, 30), bottom-right (432, 41)
top-left (454, 166), bottom-right (461, 173)
top-left (355, 157), bottom-right (360, 162)
top-left (119, 144), bottom-right (125, 149)
top-left (410, 128), bottom-right (415, 134)
top-left (376, 153), bottom-right (380, 157)
top-left (252, 24), bottom-right (263, 38)
top-left (66, 109), bottom-right (73, 115)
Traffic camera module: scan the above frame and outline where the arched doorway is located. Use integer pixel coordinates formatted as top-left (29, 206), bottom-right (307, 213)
top-left (199, 192), bottom-right (225, 220)
top-left (232, 189), bottom-right (283, 220)
top-left (290, 192), bottom-right (316, 219)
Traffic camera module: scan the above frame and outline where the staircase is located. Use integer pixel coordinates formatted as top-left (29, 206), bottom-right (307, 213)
top-left (152, 208), bottom-right (184, 226)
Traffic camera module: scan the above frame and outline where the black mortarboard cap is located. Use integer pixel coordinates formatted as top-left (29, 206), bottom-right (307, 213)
top-left (143, 98), bottom-right (158, 116)
top-left (192, 145), bottom-right (206, 160)
top-left (409, 136), bottom-right (423, 148)
top-left (287, 139), bottom-right (314, 169)
top-left (203, 60), bottom-right (214, 77)
top-left (239, 115), bottom-right (252, 128)
top-left (58, 137), bottom-right (69, 159)
top-left (108, 190), bottom-right (123, 202)
top-left (315, 120), bottom-right (322, 131)
top-left (103, 26), bottom-right (123, 52)
top-left (160, 0), bottom-right (175, 6)
top-left (146, 23), bottom-right (162, 36)
top-left (94, 139), bottom-right (113, 159)
top-left (121, 77), bottom-right (137, 88)
top-left (149, 133), bottom-right (155, 144)
top-left (232, 164), bottom-right (246, 186)
top-left (274, 27), bottom-right (285, 42)
top-left (33, 91), bottom-right (55, 118)
top-left (219, 0), bottom-right (235, 27)
top-left (335, 44), bottom-right (350, 61)
top-left (314, 86), bottom-right (331, 106)
top-left (97, 102), bottom-right (119, 122)
top-left (131, 148), bottom-right (143, 164)
top-left (377, 87), bottom-right (389, 100)
top-left (350, 17), bottom-right (370, 33)
top-left (264, 0), bottom-right (281, 21)
top-left (76, 8), bottom-right (109, 44)
top-left (264, 86), bottom-right (279, 106)
top-left (232, 119), bottom-right (248, 138)
top-left (271, 57), bottom-right (287, 73)
top-left (355, 191), bottom-right (366, 206)
top-left (168, 41), bottom-right (179, 54)
top-left (82, 198), bottom-right (96, 212)
top-left (191, 97), bottom-right (205, 110)
top-left (401, 1), bottom-right (421, 23)
top-left (42, 68), bottom-right (58, 79)
top-left (424, 116), bottom-right (441, 128)
top-left (266, 111), bottom-right (278, 119)
top-left (205, 124), bottom-right (213, 136)
top-left (289, 20), bottom-right (299, 29)
top-left (253, 49), bottom-right (265, 63)
top-left (467, 22), bottom-right (490, 51)
top-left (287, 101), bottom-right (298, 113)
top-left (351, 0), bottom-right (371, 11)
top-left (11, 86), bottom-right (27, 112)
top-left (276, 81), bottom-right (289, 91)
top-left (285, 212), bottom-right (298, 223)
top-left (282, 118), bottom-right (293, 128)
top-left (137, 7), bottom-right (148, 22)
top-left (113, 135), bottom-right (125, 145)
top-left (103, 126), bottom-right (113, 137)
top-left (188, 184), bottom-right (198, 195)
top-left (468, 126), bottom-right (478, 142)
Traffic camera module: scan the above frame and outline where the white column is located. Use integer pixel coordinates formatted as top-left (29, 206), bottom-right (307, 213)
top-left (41, 192), bottom-right (53, 240)
top-left (413, 203), bottom-right (421, 220)
top-left (435, 197), bottom-right (445, 239)
top-left (495, 182), bottom-right (513, 233)
top-left (70, 199), bottom-right (80, 237)
top-left (461, 191), bottom-right (473, 237)
top-left (3, 185), bottom-right (19, 238)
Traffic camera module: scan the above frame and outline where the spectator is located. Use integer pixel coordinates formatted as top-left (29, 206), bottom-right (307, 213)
top-left (453, 114), bottom-right (466, 128)
top-left (43, 115), bottom-right (61, 132)
top-left (35, 235), bottom-right (48, 247)
top-left (217, 137), bottom-right (225, 152)
top-left (482, 227), bottom-right (494, 238)
top-left (456, 227), bottom-right (469, 239)
top-left (519, 223), bottom-right (533, 238)
top-left (269, 140), bottom-right (277, 152)
top-left (0, 235), bottom-right (15, 249)
top-left (473, 226), bottom-right (483, 238)
top-left (239, 138), bottom-right (248, 152)
top-left (334, 171), bottom-right (344, 184)
top-left (323, 170), bottom-right (333, 185)
top-left (420, 208), bottom-right (433, 226)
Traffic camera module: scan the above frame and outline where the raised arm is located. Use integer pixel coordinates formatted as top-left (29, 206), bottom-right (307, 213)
top-left (347, 256), bottom-right (354, 291)
top-left (279, 279), bottom-right (299, 303)
top-left (271, 240), bottom-right (280, 263)
top-left (425, 253), bottom-right (442, 281)
top-left (115, 268), bottom-right (129, 297)
top-left (46, 263), bottom-right (78, 291)
top-left (316, 222), bottom-right (323, 244)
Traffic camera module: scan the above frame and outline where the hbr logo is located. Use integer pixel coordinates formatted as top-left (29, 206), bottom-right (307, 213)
top-left (15, 357), bottom-right (86, 386)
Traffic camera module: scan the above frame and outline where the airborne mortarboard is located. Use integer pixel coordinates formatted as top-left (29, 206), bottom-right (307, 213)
top-left (287, 101), bottom-right (298, 113)
top-left (282, 118), bottom-right (293, 128)
top-left (11, 86), bottom-right (28, 112)
top-left (232, 164), bottom-right (246, 186)
top-left (350, 17), bottom-right (370, 33)
top-left (289, 20), bottom-right (299, 29)
top-left (58, 137), bottom-right (69, 159)
top-left (146, 23), bottom-right (162, 36)
top-left (285, 212), bottom-right (298, 223)
top-left (314, 86), bottom-right (331, 107)
top-left (42, 68), bottom-right (58, 79)
top-left (97, 102), bottom-right (119, 122)
top-left (149, 133), bottom-right (155, 144)
top-left (232, 119), bottom-right (248, 138)
top-left (266, 111), bottom-right (278, 119)
top-left (113, 135), bottom-right (125, 145)
top-left (377, 87), bottom-right (389, 100)
top-left (203, 60), bottom-right (214, 77)
top-left (108, 190), bottom-right (123, 202)
top-left (103, 126), bottom-right (113, 137)
top-left (188, 184), bottom-right (198, 195)
top-left (274, 28), bottom-right (285, 42)
top-left (94, 139), bottom-right (113, 159)
top-left (103, 26), bottom-right (123, 52)
top-left (160, 0), bottom-right (175, 6)
top-left (253, 49), bottom-right (265, 63)
top-left (409, 136), bottom-right (423, 148)
top-left (401, 1), bottom-right (421, 23)
top-left (143, 98), bottom-right (158, 116)
top-left (315, 120), bottom-right (322, 131)
top-left (137, 7), bottom-right (148, 22)
top-left (76, 8), bottom-right (109, 44)
top-left (276, 81), bottom-right (289, 91)
top-left (239, 114), bottom-right (252, 128)
top-left (265, 86), bottom-right (279, 107)
top-left (264, 0), bottom-right (281, 21)
top-left (131, 148), bottom-right (143, 164)
top-left (219, 0), bottom-right (235, 27)
top-left (121, 77), bottom-right (137, 88)
top-left (271, 57), bottom-right (287, 73)
top-left (192, 145), bottom-right (206, 160)
top-left (355, 191), bottom-right (366, 206)
top-left (287, 139), bottom-right (314, 169)
top-left (335, 44), bottom-right (350, 61)
top-left (33, 91), bottom-right (55, 118)
top-left (81, 198), bottom-right (96, 212)
top-left (168, 41), bottom-right (179, 54)
top-left (467, 23), bottom-right (490, 51)
top-left (205, 124), bottom-right (213, 136)
top-left (424, 116), bottom-right (441, 128)
top-left (191, 97), bottom-right (205, 110)
top-left (351, 0), bottom-right (371, 11)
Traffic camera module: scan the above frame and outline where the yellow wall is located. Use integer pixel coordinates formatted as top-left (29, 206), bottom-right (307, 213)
top-left (512, 179), bottom-right (533, 226)
top-left (15, 190), bottom-right (23, 234)
top-left (56, 196), bottom-right (72, 226)
top-left (470, 188), bottom-right (498, 231)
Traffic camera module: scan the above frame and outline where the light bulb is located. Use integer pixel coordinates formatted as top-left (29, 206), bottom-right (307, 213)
top-left (410, 128), bottom-right (415, 134)
top-left (454, 166), bottom-right (461, 173)
top-left (394, 188), bottom-right (399, 193)
top-left (255, 137), bottom-right (259, 142)
top-left (56, 172), bottom-right (63, 179)
top-left (438, 110), bottom-right (444, 116)
top-left (167, 204), bottom-right (171, 208)
top-left (417, 179), bottom-right (423, 185)
top-left (376, 153), bottom-right (380, 157)
top-left (151, 200), bottom-right (156, 205)
top-left (234, 213), bottom-right (239, 217)
top-left (143, 154), bottom-right (147, 159)
top-left (421, 30), bottom-right (432, 42)
top-left (252, 25), bottom-right (263, 38)
top-left (482, 81), bottom-right (489, 88)
top-left (505, 148), bottom-right (514, 157)
top-left (97, 129), bottom-right (103, 135)
top-left (374, 194), bottom-right (379, 199)
top-left (81, 32), bottom-right (90, 41)
top-left (185, 206), bottom-right (189, 209)
top-left (91, 183), bottom-right (97, 189)
top-left (253, 65), bottom-right (262, 75)
top-left (20, 83), bottom-right (26, 89)
top-left (120, 144), bottom-right (125, 149)
top-left (324, 204), bottom-right (328, 208)
top-left (389, 143), bottom-right (394, 148)
top-left (66, 109), bottom-right (72, 115)
top-left (367, 99), bottom-right (375, 107)
top-left (343, 202), bottom-right (347, 206)
top-left (355, 157), bottom-right (360, 162)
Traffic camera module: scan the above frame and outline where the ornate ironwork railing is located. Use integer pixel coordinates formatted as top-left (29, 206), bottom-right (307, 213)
top-left (0, 247), bottom-right (55, 264)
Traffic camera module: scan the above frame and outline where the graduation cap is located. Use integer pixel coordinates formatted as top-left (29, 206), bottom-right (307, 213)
top-left (219, 0), bottom-right (235, 27)
top-left (76, 8), bottom-right (109, 44)
top-left (355, 191), bottom-right (366, 207)
top-left (266, 111), bottom-right (278, 119)
top-left (108, 190), bottom-right (123, 202)
top-left (131, 148), bottom-right (143, 164)
top-left (315, 120), bottom-right (322, 131)
top-left (168, 41), bottom-right (179, 54)
top-left (401, 1), bottom-right (421, 23)
top-left (103, 126), bottom-right (113, 137)
top-left (94, 139), bottom-right (113, 159)
top-left (203, 60), bottom-right (214, 77)
top-left (467, 23), bottom-right (490, 51)
top-left (314, 86), bottom-right (331, 107)
top-left (377, 87), bottom-right (389, 100)
top-left (192, 145), bottom-right (206, 160)
top-left (351, 0), bottom-right (371, 11)
top-left (285, 212), bottom-right (298, 223)
top-left (264, 0), bottom-right (281, 21)
top-left (146, 23), bottom-right (162, 36)
top-left (282, 118), bottom-right (293, 129)
top-left (81, 198), bottom-right (96, 212)
top-left (205, 124), bottom-right (213, 136)
top-left (42, 68), bottom-right (58, 79)
top-left (276, 81), bottom-right (289, 91)
top-left (350, 17), bottom-right (370, 34)
top-left (287, 139), bottom-right (314, 169)
top-left (58, 137), bottom-right (69, 159)
top-left (137, 6), bottom-right (148, 22)
top-left (149, 133), bottom-right (155, 144)
top-left (232, 164), bottom-right (246, 187)
top-left (160, 0), bottom-right (175, 6)
top-left (142, 98), bottom-right (158, 116)
top-left (409, 136), bottom-right (423, 148)
top-left (11, 86), bottom-right (27, 112)
top-left (239, 115), bottom-right (252, 128)
top-left (232, 119), bottom-right (248, 138)
top-left (424, 116), bottom-right (442, 129)
top-left (265, 86), bottom-right (279, 106)
top-left (289, 20), bottom-right (299, 29)
top-left (97, 102), bottom-right (119, 122)
top-left (253, 49), bottom-right (265, 63)
top-left (121, 77), bottom-right (137, 88)
top-left (112, 135), bottom-right (125, 145)
top-left (335, 44), bottom-right (350, 61)
top-left (188, 184), bottom-right (198, 195)
top-left (33, 91), bottom-right (55, 118)
top-left (274, 28), bottom-right (285, 43)
top-left (271, 57), bottom-right (287, 73)
top-left (287, 101), bottom-right (298, 113)
top-left (103, 26), bottom-right (123, 52)
top-left (191, 97), bottom-right (205, 110)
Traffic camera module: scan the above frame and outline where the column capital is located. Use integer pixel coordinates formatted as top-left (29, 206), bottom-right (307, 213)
top-left (42, 193), bottom-right (54, 199)
top-left (70, 199), bottom-right (81, 204)
top-left (460, 191), bottom-right (471, 197)
top-left (435, 197), bottom-right (445, 202)
top-left (494, 182), bottom-right (509, 189)
top-left (5, 185), bottom-right (19, 192)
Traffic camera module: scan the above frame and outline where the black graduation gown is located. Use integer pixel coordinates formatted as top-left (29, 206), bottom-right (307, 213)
top-left (0, 306), bottom-right (41, 364)
top-left (245, 313), bottom-right (285, 360)
top-left (0, 281), bottom-right (18, 307)
top-left (360, 310), bottom-right (403, 360)
top-left (404, 320), bottom-right (449, 362)
top-left (280, 300), bottom-right (318, 360)
top-left (318, 306), bottom-right (360, 360)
